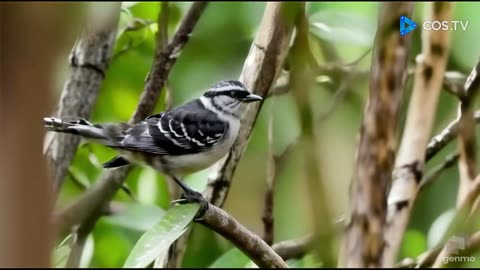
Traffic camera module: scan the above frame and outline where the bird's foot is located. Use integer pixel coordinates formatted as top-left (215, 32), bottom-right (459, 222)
top-left (171, 189), bottom-right (209, 221)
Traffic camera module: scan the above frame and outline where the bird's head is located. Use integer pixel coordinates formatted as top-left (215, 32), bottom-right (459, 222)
top-left (201, 80), bottom-right (263, 117)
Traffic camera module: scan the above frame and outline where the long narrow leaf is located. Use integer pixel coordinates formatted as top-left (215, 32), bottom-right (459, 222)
top-left (123, 203), bottom-right (200, 268)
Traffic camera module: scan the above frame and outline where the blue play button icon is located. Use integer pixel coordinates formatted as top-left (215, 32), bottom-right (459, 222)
top-left (399, 16), bottom-right (417, 36)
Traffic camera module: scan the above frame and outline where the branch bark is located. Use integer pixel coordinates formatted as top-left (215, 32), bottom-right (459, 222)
top-left (383, 3), bottom-right (453, 266)
top-left (338, 3), bottom-right (414, 267)
top-left (272, 234), bottom-right (314, 261)
top-left (290, 6), bottom-right (337, 267)
top-left (55, 0), bottom-right (208, 239)
top-left (204, 2), bottom-right (299, 208)
top-left (262, 106), bottom-right (276, 246)
top-left (456, 59), bottom-right (480, 206)
top-left (198, 204), bottom-right (288, 268)
top-left (1, 2), bottom-right (84, 267)
top-left (44, 6), bottom-right (121, 196)
top-left (426, 111), bottom-right (480, 161)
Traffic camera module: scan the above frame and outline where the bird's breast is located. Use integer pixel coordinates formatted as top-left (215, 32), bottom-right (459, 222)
top-left (161, 117), bottom-right (240, 176)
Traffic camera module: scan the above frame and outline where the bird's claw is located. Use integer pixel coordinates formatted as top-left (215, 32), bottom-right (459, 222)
top-left (171, 190), bottom-right (209, 221)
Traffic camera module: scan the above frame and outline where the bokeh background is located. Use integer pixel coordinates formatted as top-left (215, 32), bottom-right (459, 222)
top-left (42, 1), bottom-right (480, 267)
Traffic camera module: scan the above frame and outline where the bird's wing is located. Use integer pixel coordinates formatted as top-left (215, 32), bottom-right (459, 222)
top-left (118, 104), bottom-right (228, 156)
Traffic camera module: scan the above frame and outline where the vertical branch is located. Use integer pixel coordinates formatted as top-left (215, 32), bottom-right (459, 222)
top-left (456, 59), bottom-right (480, 206)
top-left (262, 104), bottom-right (276, 246)
top-left (1, 2), bottom-right (82, 267)
top-left (383, 2), bottom-right (453, 267)
top-left (290, 6), bottom-right (336, 267)
top-left (204, 2), bottom-right (299, 208)
top-left (56, 0), bottom-right (208, 244)
top-left (45, 4), bottom-right (121, 196)
top-left (338, 3), bottom-right (414, 268)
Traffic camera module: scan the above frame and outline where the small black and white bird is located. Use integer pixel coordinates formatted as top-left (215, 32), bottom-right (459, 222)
top-left (44, 80), bottom-right (263, 217)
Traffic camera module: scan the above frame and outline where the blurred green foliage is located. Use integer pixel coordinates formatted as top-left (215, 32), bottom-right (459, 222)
top-left (51, 2), bottom-right (480, 268)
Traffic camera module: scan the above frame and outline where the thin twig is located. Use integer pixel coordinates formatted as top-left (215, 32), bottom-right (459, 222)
top-left (262, 103), bottom-right (276, 246)
top-left (271, 48), bottom-right (370, 177)
top-left (339, 3), bottom-right (414, 268)
top-left (383, 3), bottom-right (453, 266)
top-left (198, 204), bottom-right (288, 268)
top-left (45, 9), bottom-right (121, 197)
top-left (456, 59), bottom-right (480, 206)
top-left (205, 2), bottom-right (299, 207)
top-left (272, 234), bottom-right (314, 261)
top-left (290, 7), bottom-right (336, 267)
top-left (56, 0), bottom-right (208, 246)
top-left (421, 152), bottom-right (459, 189)
top-left (426, 110), bottom-right (480, 161)
top-left (443, 71), bottom-right (467, 99)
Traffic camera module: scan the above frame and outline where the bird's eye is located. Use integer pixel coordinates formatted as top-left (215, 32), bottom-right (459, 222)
top-left (229, 91), bottom-right (237, 98)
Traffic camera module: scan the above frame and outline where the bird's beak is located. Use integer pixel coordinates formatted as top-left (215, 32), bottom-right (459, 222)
top-left (242, 93), bottom-right (263, 103)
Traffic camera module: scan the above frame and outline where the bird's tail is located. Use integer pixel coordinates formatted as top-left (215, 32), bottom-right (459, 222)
top-left (43, 117), bottom-right (123, 147)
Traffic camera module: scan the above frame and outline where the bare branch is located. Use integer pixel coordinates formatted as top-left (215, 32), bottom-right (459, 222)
top-left (205, 2), bottom-right (298, 207)
top-left (272, 234), bottom-right (314, 261)
top-left (456, 59), bottom-right (480, 206)
top-left (290, 6), bottom-right (337, 267)
top-left (55, 0), bottom-right (208, 237)
top-left (443, 71), bottom-right (467, 99)
top-left (338, 3), bottom-right (414, 268)
top-left (426, 111), bottom-right (480, 161)
top-left (45, 7), bottom-right (121, 196)
top-left (198, 204), bottom-right (288, 268)
top-left (262, 105), bottom-right (276, 246)
top-left (421, 152), bottom-right (459, 189)
top-left (383, 3), bottom-right (453, 266)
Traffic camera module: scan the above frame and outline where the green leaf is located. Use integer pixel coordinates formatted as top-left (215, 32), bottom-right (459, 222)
top-left (428, 208), bottom-right (456, 248)
top-left (123, 203), bottom-right (200, 268)
top-left (53, 234), bottom-right (73, 268)
top-left (103, 202), bottom-right (166, 231)
top-left (209, 248), bottom-right (251, 268)
top-left (400, 230), bottom-right (427, 258)
top-left (80, 234), bottom-right (95, 268)
top-left (128, 2), bottom-right (160, 22)
top-left (309, 10), bottom-right (376, 46)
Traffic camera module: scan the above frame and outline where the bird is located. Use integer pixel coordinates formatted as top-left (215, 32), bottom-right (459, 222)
top-left (43, 80), bottom-right (263, 218)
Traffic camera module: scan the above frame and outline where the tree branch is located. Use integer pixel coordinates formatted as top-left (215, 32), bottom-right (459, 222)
top-left (204, 2), bottom-right (299, 208)
top-left (426, 111), bottom-right (480, 161)
top-left (198, 204), bottom-right (288, 268)
top-left (290, 6), bottom-right (337, 267)
top-left (421, 152), bottom-right (459, 189)
top-left (338, 3), bottom-right (414, 268)
top-left (55, 0), bottom-right (208, 240)
top-left (44, 6), bottom-right (121, 196)
top-left (383, 3), bottom-right (453, 266)
top-left (272, 234), bottom-right (314, 261)
top-left (456, 58), bottom-right (480, 206)
top-left (262, 105), bottom-right (276, 246)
